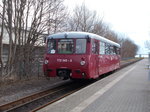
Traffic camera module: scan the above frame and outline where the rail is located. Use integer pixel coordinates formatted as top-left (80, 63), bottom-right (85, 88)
top-left (0, 80), bottom-right (93, 112)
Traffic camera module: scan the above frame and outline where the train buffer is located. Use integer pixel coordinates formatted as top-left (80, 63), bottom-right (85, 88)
top-left (37, 59), bottom-right (150, 112)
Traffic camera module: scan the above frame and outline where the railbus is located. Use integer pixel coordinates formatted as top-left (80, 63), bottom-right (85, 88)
top-left (43, 32), bottom-right (120, 80)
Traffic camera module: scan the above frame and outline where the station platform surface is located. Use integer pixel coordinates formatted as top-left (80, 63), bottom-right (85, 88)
top-left (37, 59), bottom-right (150, 112)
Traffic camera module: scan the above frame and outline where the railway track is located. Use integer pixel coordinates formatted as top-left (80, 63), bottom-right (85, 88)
top-left (0, 59), bottom-right (141, 112)
top-left (0, 80), bottom-right (93, 112)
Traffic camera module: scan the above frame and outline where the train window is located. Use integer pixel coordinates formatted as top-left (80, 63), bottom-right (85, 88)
top-left (47, 39), bottom-right (56, 54)
top-left (92, 40), bottom-right (99, 54)
top-left (110, 46), bottom-right (115, 55)
top-left (75, 39), bottom-right (86, 54)
top-left (100, 42), bottom-right (105, 54)
top-left (113, 46), bottom-right (120, 55)
top-left (117, 47), bottom-right (120, 55)
top-left (114, 46), bottom-right (117, 55)
top-left (105, 43), bottom-right (109, 54)
top-left (58, 39), bottom-right (74, 54)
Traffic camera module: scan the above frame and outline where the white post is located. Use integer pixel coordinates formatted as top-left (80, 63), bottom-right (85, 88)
top-left (149, 52), bottom-right (150, 62)
top-left (149, 52), bottom-right (150, 81)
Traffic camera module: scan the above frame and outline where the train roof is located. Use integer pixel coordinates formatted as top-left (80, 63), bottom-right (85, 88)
top-left (47, 32), bottom-right (120, 47)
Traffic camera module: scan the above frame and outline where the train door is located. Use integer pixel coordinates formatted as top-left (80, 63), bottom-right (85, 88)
top-left (99, 41), bottom-right (105, 74)
top-left (91, 39), bottom-right (99, 78)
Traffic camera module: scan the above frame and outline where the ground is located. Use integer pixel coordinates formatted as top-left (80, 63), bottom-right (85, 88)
top-left (0, 77), bottom-right (66, 105)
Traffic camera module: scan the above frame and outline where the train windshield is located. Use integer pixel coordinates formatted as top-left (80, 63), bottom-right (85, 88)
top-left (75, 39), bottom-right (86, 54)
top-left (47, 38), bottom-right (87, 54)
top-left (47, 39), bottom-right (56, 54)
top-left (58, 39), bottom-right (74, 54)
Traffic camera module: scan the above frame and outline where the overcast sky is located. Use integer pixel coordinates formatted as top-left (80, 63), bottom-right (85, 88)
top-left (64, 0), bottom-right (150, 54)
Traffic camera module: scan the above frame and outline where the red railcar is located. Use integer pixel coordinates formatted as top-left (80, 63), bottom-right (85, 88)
top-left (43, 32), bottom-right (120, 80)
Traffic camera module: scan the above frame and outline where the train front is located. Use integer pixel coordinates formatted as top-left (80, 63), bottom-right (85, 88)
top-left (43, 33), bottom-right (90, 80)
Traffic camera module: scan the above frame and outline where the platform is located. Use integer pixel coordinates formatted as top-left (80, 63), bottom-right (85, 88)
top-left (37, 59), bottom-right (150, 112)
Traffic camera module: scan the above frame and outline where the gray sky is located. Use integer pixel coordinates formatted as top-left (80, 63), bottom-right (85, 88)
top-left (64, 0), bottom-right (150, 54)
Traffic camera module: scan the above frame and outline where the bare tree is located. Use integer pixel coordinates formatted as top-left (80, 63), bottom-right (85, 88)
top-left (67, 3), bottom-right (118, 42)
top-left (0, 0), bottom-right (6, 77)
top-left (91, 20), bottom-right (108, 37)
top-left (0, 0), bottom-right (67, 80)
top-left (105, 30), bottom-right (119, 43)
top-left (46, 0), bottom-right (68, 34)
top-left (119, 37), bottom-right (138, 58)
top-left (67, 3), bottom-right (98, 32)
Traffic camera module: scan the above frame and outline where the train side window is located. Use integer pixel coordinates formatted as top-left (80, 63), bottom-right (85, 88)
top-left (114, 46), bottom-right (117, 55)
top-left (110, 45), bottom-right (115, 55)
top-left (100, 41), bottom-right (105, 54)
top-left (117, 47), bottom-right (120, 55)
top-left (47, 39), bottom-right (56, 54)
top-left (92, 40), bottom-right (98, 54)
top-left (75, 39), bottom-right (86, 54)
top-left (105, 43), bottom-right (110, 55)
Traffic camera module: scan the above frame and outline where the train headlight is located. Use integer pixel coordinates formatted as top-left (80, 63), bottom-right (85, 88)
top-left (80, 61), bottom-right (85, 66)
top-left (44, 60), bottom-right (49, 64)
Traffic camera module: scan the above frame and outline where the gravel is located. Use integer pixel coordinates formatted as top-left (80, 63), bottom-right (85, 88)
top-left (0, 77), bottom-right (68, 105)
